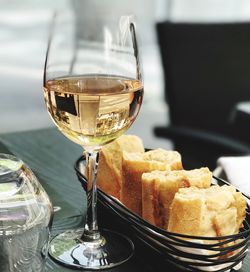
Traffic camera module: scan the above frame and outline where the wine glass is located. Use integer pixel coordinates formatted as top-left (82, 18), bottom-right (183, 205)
top-left (43, 11), bottom-right (143, 270)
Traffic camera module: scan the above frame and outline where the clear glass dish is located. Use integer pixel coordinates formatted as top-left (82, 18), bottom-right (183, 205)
top-left (0, 153), bottom-right (53, 272)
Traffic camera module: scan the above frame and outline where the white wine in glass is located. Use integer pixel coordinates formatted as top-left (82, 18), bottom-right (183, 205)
top-left (44, 75), bottom-right (143, 147)
top-left (43, 11), bottom-right (143, 270)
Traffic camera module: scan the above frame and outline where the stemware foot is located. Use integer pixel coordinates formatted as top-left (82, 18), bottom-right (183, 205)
top-left (49, 228), bottom-right (134, 270)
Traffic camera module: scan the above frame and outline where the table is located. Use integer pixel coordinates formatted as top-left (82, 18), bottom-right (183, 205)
top-left (0, 128), bottom-right (249, 272)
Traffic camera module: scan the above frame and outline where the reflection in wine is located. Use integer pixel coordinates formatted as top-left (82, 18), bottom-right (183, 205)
top-left (44, 75), bottom-right (143, 149)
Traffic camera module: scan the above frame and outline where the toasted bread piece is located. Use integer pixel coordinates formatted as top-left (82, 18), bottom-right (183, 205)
top-left (142, 171), bottom-right (166, 227)
top-left (142, 167), bottom-right (212, 227)
top-left (168, 185), bottom-right (246, 237)
top-left (121, 149), bottom-right (183, 215)
top-left (143, 148), bottom-right (183, 170)
top-left (96, 135), bottom-right (144, 199)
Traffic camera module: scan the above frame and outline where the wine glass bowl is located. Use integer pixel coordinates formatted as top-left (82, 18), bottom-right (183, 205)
top-left (44, 75), bottom-right (143, 148)
top-left (43, 11), bottom-right (143, 270)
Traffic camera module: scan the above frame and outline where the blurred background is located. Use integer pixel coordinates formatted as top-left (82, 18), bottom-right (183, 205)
top-left (0, 0), bottom-right (168, 147)
top-left (1, 0), bottom-right (250, 166)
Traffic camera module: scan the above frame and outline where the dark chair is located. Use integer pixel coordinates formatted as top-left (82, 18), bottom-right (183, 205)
top-left (154, 21), bottom-right (250, 169)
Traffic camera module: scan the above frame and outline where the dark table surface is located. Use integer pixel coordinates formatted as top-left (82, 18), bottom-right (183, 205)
top-left (0, 127), bottom-right (249, 272)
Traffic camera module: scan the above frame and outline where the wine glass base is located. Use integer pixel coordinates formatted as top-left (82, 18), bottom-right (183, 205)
top-left (48, 228), bottom-right (134, 270)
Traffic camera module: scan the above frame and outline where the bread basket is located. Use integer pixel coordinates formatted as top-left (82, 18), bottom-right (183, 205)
top-left (75, 155), bottom-right (250, 272)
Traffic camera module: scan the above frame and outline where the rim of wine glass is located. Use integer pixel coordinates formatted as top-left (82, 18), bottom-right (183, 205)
top-left (43, 13), bottom-right (142, 85)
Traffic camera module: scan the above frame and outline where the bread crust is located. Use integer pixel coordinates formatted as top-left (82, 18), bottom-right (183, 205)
top-left (142, 167), bottom-right (212, 228)
top-left (121, 154), bottom-right (169, 215)
top-left (168, 185), bottom-right (247, 237)
top-left (142, 175), bottom-right (162, 226)
top-left (96, 135), bottom-right (144, 199)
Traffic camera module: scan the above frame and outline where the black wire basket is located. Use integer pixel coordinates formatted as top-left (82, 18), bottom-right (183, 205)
top-left (75, 155), bottom-right (250, 272)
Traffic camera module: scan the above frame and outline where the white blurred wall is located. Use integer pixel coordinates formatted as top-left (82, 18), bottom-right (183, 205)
top-left (0, 0), bottom-right (65, 133)
top-left (169, 0), bottom-right (250, 22)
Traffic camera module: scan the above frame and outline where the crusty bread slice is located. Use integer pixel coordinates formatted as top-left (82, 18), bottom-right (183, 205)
top-left (142, 167), bottom-right (212, 227)
top-left (121, 149), bottom-right (183, 216)
top-left (142, 171), bottom-right (166, 227)
top-left (96, 135), bottom-right (144, 199)
top-left (143, 148), bottom-right (183, 170)
top-left (168, 185), bottom-right (246, 237)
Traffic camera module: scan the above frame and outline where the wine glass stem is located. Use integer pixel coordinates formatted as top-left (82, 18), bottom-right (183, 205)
top-left (81, 150), bottom-right (101, 243)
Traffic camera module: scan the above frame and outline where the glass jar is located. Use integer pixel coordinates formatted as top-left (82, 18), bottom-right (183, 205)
top-left (0, 154), bottom-right (53, 272)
